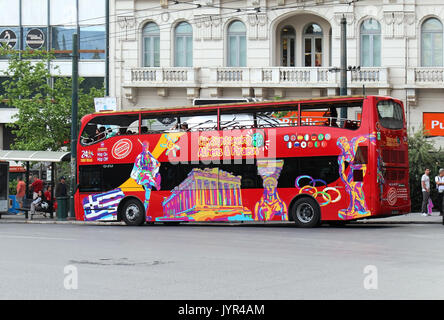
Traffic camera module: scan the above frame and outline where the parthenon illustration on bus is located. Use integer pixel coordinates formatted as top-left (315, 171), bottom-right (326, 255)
top-left (158, 167), bottom-right (253, 222)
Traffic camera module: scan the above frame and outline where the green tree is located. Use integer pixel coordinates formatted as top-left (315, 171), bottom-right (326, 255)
top-left (0, 48), bottom-right (104, 151)
top-left (408, 128), bottom-right (444, 211)
top-left (9, 179), bottom-right (17, 196)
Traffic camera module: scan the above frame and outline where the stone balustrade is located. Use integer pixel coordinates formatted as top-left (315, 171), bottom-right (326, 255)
top-left (408, 67), bottom-right (444, 86)
top-left (126, 67), bottom-right (200, 87)
top-left (124, 66), bottom-right (391, 89)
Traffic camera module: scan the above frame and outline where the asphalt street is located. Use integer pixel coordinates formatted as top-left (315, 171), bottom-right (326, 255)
top-left (1, 222), bottom-right (444, 300)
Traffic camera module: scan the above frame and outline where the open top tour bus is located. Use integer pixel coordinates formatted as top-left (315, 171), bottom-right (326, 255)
top-left (75, 95), bottom-right (410, 227)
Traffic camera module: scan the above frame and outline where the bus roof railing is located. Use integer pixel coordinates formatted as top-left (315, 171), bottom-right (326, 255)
top-left (93, 95), bottom-right (370, 115)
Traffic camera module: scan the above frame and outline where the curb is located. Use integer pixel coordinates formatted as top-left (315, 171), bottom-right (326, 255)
top-left (0, 219), bottom-right (442, 226)
top-left (0, 219), bottom-right (125, 226)
top-left (351, 220), bottom-right (442, 225)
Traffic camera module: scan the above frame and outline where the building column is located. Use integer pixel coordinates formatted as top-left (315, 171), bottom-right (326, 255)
top-left (210, 88), bottom-right (222, 97)
top-left (274, 89), bottom-right (285, 99)
top-left (254, 88), bottom-right (267, 99)
top-left (242, 88), bottom-right (253, 98)
top-left (327, 88), bottom-right (338, 96)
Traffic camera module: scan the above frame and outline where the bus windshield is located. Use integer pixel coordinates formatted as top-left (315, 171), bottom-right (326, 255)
top-left (377, 100), bottom-right (404, 129)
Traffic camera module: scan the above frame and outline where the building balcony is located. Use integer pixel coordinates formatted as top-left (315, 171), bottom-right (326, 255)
top-left (407, 67), bottom-right (444, 88)
top-left (122, 66), bottom-right (391, 96)
top-left (122, 67), bottom-right (201, 101)
top-left (207, 67), bottom-right (337, 88)
top-left (124, 67), bottom-right (201, 88)
top-left (349, 67), bottom-right (390, 88)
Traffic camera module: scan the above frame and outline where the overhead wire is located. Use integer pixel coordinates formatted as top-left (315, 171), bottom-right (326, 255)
top-left (38, 0), bottom-right (245, 49)
top-left (50, 0), bottom-right (198, 27)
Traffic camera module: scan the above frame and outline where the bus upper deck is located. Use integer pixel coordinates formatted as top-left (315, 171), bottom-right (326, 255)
top-left (80, 96), bottom-right (374, 145)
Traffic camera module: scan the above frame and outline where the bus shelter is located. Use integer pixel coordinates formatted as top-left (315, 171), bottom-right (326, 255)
top-left (0, 150), bottom-right (70, 216)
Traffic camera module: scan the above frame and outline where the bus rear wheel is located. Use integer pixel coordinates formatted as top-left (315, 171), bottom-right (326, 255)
top-left (292, 197), bottom-right (321, 228)
top-left (121, 199), bottom-right (145, 226)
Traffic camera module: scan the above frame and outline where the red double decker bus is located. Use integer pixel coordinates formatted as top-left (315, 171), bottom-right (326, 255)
top-left (75, 95), bottom-right (410, 227)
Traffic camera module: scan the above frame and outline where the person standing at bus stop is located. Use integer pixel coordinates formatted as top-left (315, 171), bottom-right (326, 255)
top-left (55, 176), bottom-right (67, 197)
top-left (421, 168), bottom-right (431, 216)
top-left (16, 177), bottom-right (26, 209)
top-left (30, 175), bottom-right (43, 200)
top-left (435, 168), bottom-right (444, 216)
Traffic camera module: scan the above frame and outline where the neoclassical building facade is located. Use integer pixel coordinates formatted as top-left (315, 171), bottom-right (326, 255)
top-left (110, 0), bottom-right (444, 147)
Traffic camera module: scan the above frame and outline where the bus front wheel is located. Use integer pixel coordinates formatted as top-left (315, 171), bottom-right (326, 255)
top-left (121, 199), bottom-right (145, 226)
top-left (292, 197), bottom-right (321, 228)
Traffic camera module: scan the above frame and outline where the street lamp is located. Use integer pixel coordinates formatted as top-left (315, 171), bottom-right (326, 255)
top-left (328, 65), bottom-right (361, 93)
top-left (328, 65), bottom-right (361, 122)
top-left (348, 65), bottom-right (361, 72)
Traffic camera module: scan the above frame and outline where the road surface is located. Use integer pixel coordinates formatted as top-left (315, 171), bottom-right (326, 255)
top-left (1, 222), bottom-right (443, 299)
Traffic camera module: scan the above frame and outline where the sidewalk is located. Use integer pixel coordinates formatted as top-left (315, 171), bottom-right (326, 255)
top-left (0, 213), bottom-right (125, 225)
top-left (0, 212), bottom-right (442, 225)
top-left (352, 212), bottom-right (443, 224)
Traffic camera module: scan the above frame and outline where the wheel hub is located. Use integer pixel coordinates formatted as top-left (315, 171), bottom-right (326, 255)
top-left (126, 204), bottom-right (140, 222)
top-left (296, 203), bottom-right (314, 223)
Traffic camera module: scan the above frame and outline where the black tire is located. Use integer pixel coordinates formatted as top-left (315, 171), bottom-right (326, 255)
top-left (291, 197), bottom-right (321, 228)
top-left (121, 199), bottom-right (145, 226)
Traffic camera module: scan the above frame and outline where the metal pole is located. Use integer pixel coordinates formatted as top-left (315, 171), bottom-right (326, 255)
top-left (25, 161), bottom-right (29, 198)
top-left (105, 0), bottom-right (110, 96)
top-left (340, 16), bottom-right (348, 121)
top-left (69, 33), bottom-right (79, 219)
top-left (19, 0), bottom-right (22, 58)
top-left (51, 163), bottom-right (55, 219)
top-left (76, 0), bottom-right (80, 48)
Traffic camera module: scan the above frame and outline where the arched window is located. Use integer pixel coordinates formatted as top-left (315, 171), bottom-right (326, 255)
top-left (142, 22), bottom-right (160, 67)
top-left (421, 18), bottom-right (443, 67)
top-left (227, 20), bottom-right (246, 67)
top-left (281, 26), bottom-right (295, 67)
top-left (360, 19), bottom-right (381, 67)
top-left (175, 21), bottom-right (193, 67)
top-left (303, 23), bottom-right (323, 67)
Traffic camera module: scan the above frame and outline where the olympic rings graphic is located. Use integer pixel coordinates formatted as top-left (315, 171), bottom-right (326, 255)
top-left (313, 191), bottom-right (331, 206)
top-left (299, 185), bottom-right (317, 195)
top-left (295, 175), bottom-right (342, 206)
top-left (295, 175), bottom-right (315, 188)
top-left (313, 179), bottom-right (327, 187)
top-left (295, 176), bottom-right (327, 188)
top-left (322, 187), bottom-right (342, 203)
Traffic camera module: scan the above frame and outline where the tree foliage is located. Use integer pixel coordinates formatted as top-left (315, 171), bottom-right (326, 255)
top-left (0, 48), bottom-right (104, 151)
top-left (408, 128), bottom-right (444, 211)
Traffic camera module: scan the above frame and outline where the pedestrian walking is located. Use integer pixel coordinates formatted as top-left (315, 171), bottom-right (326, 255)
top-left (435, 168), bottom-right (444, 216)
top-left (421, 168), bottom-right (431, 216)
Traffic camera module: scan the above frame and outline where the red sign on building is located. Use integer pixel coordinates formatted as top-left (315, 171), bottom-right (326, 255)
top-left (423, 113), bottom-right (444, 136)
